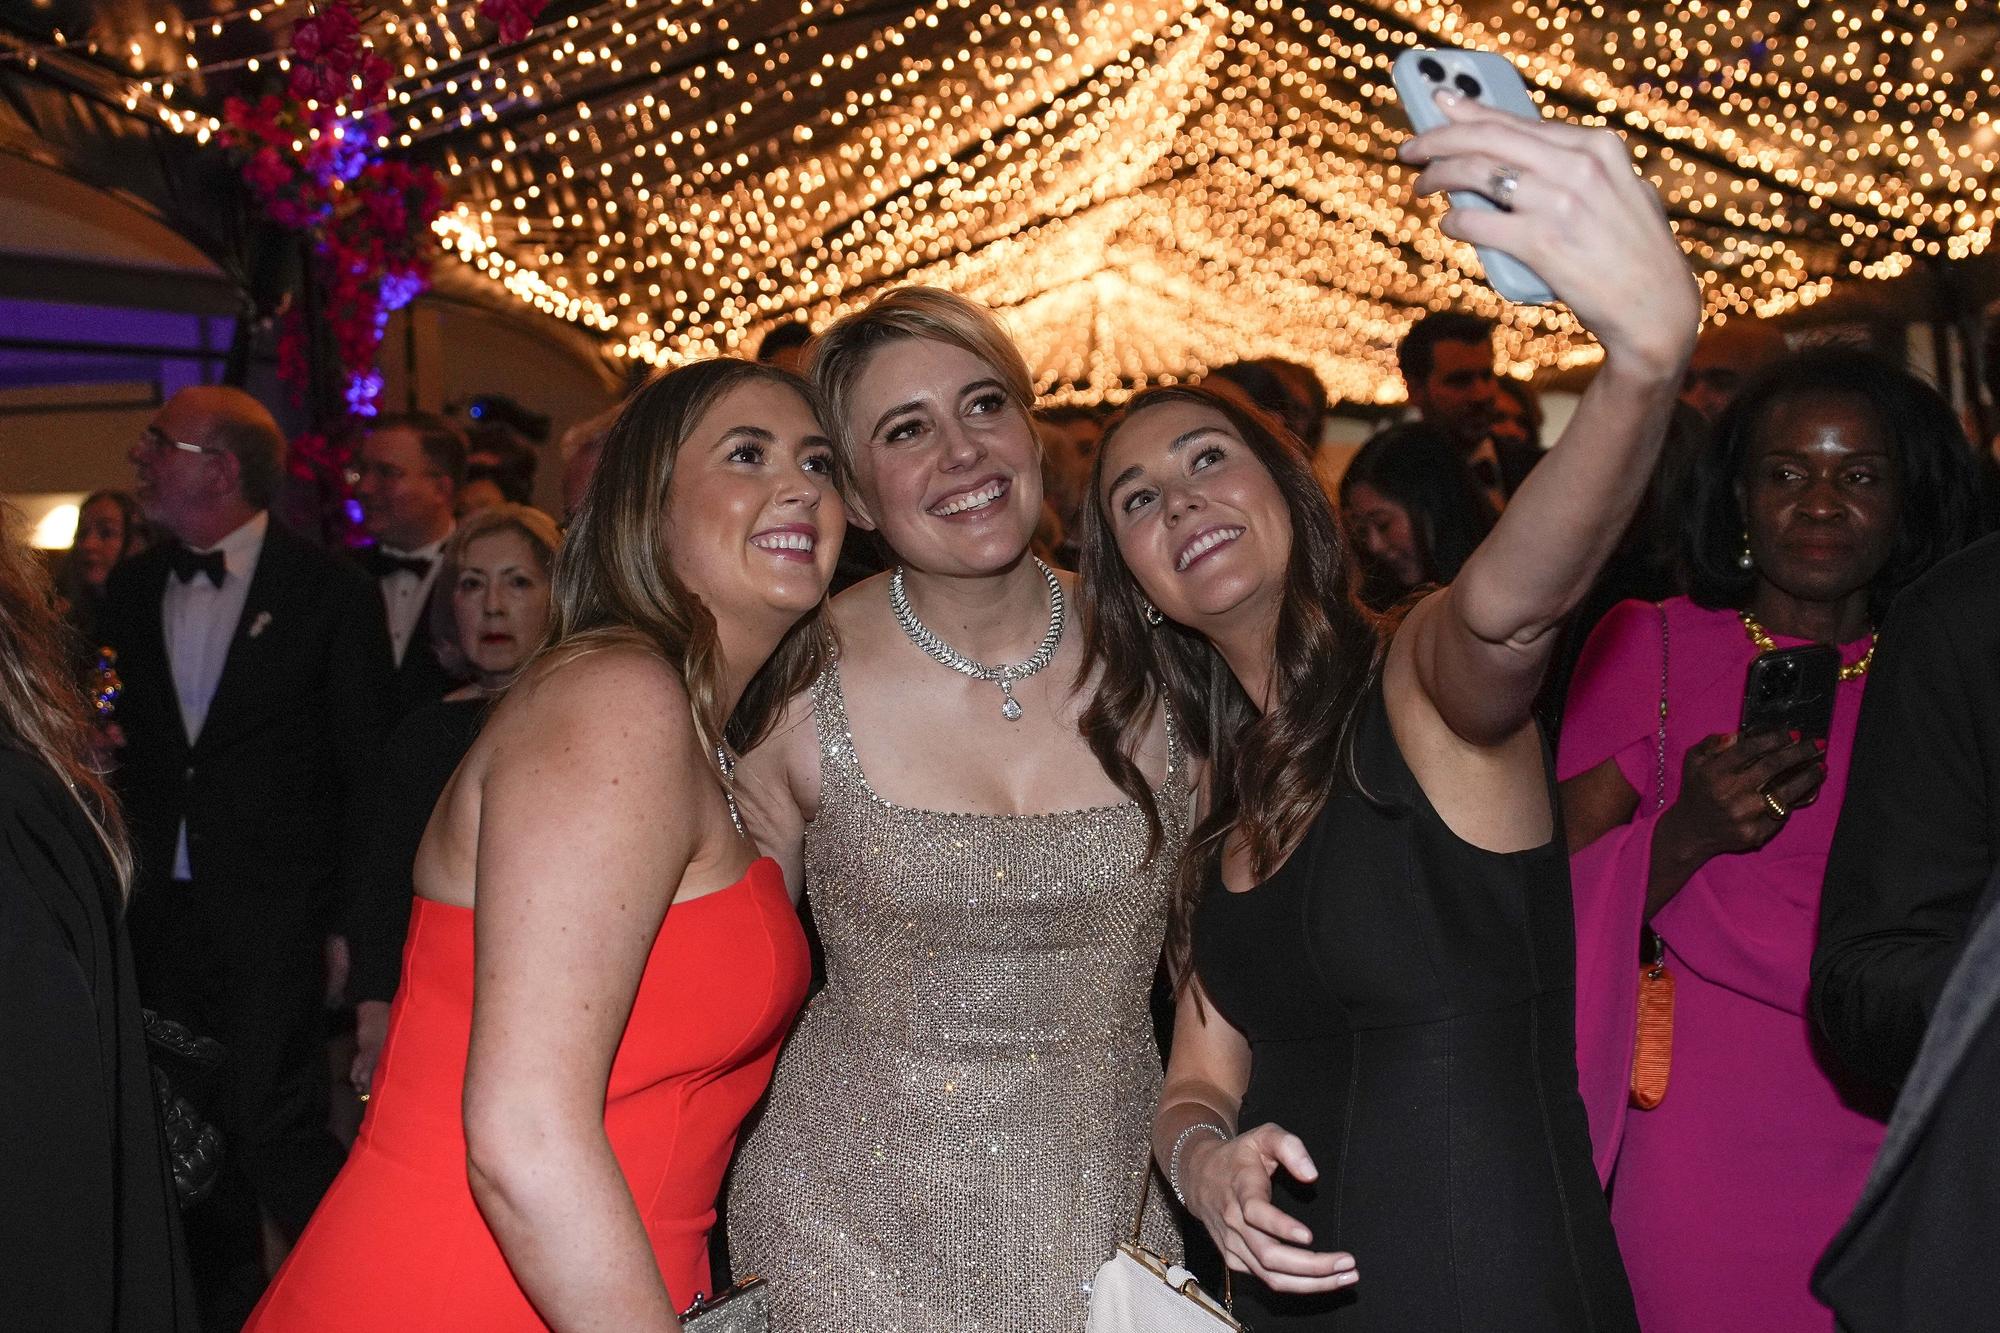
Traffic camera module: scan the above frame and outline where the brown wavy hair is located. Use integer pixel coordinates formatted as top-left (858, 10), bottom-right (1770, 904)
top-left (0, 506), bottom-right (134, 893)
top-left (1076, 386), bottom-right (1382, 991)
top-left (538, 358), bottom-right (842, 772)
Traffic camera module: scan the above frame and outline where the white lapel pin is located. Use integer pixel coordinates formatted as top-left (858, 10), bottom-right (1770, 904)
top-left (248, 611), bottom-right (273, 640)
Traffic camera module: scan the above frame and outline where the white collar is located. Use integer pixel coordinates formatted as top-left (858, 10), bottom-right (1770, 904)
top-left (189, 510), bottom-right (269, 578)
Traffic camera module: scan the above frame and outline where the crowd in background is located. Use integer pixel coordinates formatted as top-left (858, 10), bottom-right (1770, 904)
top-left (10, 235), bottom-right (2000, 1331)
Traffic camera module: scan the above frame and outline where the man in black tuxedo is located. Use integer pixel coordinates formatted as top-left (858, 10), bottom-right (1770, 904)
top-left (103, 386), bottom-right (393, 1313)
top-left (1810, 532), bottom-right (2000, 1328)
top-left (1813, 532), bottom-right (2000, 1090)
top-left (350, 412), bottom-right (466, 718)
top-left (1397, 309), bottom-right (1541, 506)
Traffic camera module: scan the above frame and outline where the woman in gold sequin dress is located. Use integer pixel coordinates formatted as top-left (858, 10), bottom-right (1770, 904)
top-left (728, 289), bottom-right (1184, 1331)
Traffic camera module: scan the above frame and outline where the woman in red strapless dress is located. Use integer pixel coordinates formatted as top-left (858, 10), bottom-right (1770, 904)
top-left (248, 358), bottom-right (844, 1331)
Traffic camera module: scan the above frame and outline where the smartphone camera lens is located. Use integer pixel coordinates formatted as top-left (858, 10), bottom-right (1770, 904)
top-left (1418, 57), bottom-right (1444, 82)
top-left (1454, 73), bottom-right (1483, 99)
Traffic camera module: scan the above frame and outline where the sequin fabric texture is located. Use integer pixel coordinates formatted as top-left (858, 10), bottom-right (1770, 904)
top-left (729, 663), bottom-right (1186, 1332)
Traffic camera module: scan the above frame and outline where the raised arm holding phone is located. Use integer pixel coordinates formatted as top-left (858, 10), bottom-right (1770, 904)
top-left (1074, 67), bottom-right (1700, 1329)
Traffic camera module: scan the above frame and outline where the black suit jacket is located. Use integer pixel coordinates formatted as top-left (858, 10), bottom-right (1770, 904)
top-left (101, 520), bottom-right (395, 927)
top-left (1813, 533), bottom-right (2000, 1090)
top-left (351, 551), bottom-right (465, 719)
top-left (1494, 436), bottom-right (1542, 497)
top-left (1813, 861), bottom-right (2000, 1331)
top-left (0, 747), bottom-right (196, 1332)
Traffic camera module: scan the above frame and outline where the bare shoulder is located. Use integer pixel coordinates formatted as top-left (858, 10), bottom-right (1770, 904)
top-left (482, 640), bottom-right (696, 772)
top-left (829, 571), bottom-right (891, 638)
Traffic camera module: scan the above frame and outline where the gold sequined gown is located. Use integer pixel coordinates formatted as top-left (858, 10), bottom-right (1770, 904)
top-left (729, 664), bottom-right (1185, 1332)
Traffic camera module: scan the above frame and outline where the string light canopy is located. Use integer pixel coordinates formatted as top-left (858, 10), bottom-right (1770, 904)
top-left (7, 1), bottom-right (1999, 403)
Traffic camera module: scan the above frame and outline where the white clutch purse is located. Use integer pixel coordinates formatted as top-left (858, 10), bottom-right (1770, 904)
top-left (1086, 1152), bottom-right (1243, 1333)
top-left (1086, 1240), bottom-right (1245, 1332)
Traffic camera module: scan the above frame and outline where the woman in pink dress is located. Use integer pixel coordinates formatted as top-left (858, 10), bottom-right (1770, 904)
top-left (1558, 347), bottom-right (1977, 1331)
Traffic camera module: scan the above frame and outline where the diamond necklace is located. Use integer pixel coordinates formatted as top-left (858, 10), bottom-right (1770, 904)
top-left (714, 744), bottom-right (745, 837)
top-left (889, 558), bottom-right (1065, 721)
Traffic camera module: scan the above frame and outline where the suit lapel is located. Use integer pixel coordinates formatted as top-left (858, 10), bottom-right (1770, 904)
top-left (128, 551), bottom-right (193, 753)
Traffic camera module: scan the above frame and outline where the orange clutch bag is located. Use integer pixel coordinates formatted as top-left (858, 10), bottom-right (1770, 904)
top-left (1630, 928), bottom-right (1674, 1110)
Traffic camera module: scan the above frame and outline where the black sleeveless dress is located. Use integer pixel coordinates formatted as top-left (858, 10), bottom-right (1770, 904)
top-left (1194, 681), bottom-right (1636, 1331)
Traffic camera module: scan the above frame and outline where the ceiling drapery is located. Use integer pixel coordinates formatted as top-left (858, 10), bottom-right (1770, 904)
top-left (5, 1), bottom-right (1998, 401)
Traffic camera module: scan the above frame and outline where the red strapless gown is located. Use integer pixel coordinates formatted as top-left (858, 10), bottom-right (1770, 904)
top-left (247, 858), bottom-right (807, 1330)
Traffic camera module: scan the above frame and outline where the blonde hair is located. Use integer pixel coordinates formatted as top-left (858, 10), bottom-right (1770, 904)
top-left (809, 287), bottom-right (1039, 472)
top-left (430, 503), bottom-right (563, 678)
top-left (0, 505), bottom-right (133, 893)
top-left (535, 358), bottom-right (839, 762)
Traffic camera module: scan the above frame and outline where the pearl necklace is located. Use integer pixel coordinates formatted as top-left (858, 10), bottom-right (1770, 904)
top-left (889, 559), bottom-right (1065, 721)
top-left (1738, 610), bottom-right (1877, 682)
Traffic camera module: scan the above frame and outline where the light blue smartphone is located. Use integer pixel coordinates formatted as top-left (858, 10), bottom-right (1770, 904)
top-left (1391, 47), bottom-right (1556, 305)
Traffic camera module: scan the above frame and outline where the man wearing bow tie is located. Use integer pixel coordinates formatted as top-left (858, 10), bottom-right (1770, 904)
top-left (350, 413), bottom-right (468, 718)
top-left (101, 385), bottom-right (393, 1320)
top-left (1397, 309), bottom-right (1541, 509)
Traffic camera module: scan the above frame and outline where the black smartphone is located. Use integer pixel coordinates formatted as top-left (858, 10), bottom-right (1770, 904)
top-left (1739, 645), bottom-right (1840, 742)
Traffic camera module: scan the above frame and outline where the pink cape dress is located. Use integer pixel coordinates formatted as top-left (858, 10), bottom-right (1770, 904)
top-left (1558, 598), bottom-right (1887, 1333)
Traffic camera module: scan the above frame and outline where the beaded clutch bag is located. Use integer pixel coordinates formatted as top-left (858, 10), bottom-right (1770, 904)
top-left (681, 1276), bottom-right (769, 1332)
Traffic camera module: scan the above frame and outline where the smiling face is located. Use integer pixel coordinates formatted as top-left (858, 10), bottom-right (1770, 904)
top-left (662, 378), bottom-right (845, 632)
top-left (843, 337), bottom-right (1042, 577)
top-left (1343, 481), bottom-right (1425, 592)
top-left (451, 528), bottom-right (553, 682)
top-left (1099, 398), bottom-right (1295, 635)
top-left (1741, 393), bottom-right (1903, 607)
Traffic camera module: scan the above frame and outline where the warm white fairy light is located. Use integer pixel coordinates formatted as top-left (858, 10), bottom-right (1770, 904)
top-left (11, 1), bottom-right (2000, 398)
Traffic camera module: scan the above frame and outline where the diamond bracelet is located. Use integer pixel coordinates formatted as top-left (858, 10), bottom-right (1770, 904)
top-left (1168, 1121), bottom-right (1233, 1207)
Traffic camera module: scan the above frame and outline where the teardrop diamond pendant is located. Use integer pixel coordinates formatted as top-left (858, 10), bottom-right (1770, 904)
top-left (999, 680), bottom-right (1024, 721)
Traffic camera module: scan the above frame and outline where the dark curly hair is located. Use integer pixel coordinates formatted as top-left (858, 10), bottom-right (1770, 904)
top-left (1682, 346), bottom-right (1978, 617)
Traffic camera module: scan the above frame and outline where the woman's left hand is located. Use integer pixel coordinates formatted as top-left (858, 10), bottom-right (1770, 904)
top-left (1401, 92), bottom-right (1701, 377)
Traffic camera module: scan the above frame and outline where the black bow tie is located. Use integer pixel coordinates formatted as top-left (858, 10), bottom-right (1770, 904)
top-left (366, 547), bottom-right (433, 580)
top-left (169, 546), bottom-right (227, 588)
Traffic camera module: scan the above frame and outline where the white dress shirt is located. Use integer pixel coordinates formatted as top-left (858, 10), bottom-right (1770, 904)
top-left (377, 530), bottom-right (450, 667)
top-left (163, 509), bottom-right (268, 879)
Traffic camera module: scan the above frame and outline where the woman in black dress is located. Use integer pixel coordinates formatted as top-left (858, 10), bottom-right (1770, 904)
top-left (1077, 97), bottom-right (1699, 1328)
top-left (0, 507), bottom-right (194, 1331)
top-left (345, 503), bottom-right (561, 1096)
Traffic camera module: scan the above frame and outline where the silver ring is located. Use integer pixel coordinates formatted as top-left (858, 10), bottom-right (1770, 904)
top-left (1489, 164), bottom-right (1521, 212)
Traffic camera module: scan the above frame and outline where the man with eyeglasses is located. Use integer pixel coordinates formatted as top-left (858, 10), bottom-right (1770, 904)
top-left (102, 385), bottom-right (393, 1322)
top-left (348, 413), bottom-right (467, 717)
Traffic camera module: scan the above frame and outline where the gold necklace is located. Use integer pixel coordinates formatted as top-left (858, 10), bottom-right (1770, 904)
top-left (1738, 609), bottom-right (1876, 682)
